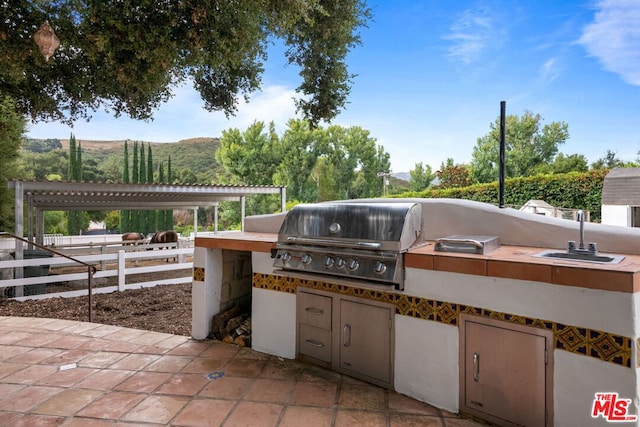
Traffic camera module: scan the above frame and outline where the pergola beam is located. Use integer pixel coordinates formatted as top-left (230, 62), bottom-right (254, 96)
top-left (8, 180), bottom-right (287, 243)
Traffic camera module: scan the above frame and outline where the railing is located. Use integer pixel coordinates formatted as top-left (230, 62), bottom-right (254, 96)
top-left (0, 237), bottom-right (194, 322)
top-left (0, 232), bottom-right (97, 322)
top-left (507, 205), bottom-right (591, 221)
top-left (43, 233), bottom-right (64, 246)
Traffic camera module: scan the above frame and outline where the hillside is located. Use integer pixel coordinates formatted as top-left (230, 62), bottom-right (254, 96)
top-left (22, 137), bottom-right (411, 190)
top-left (54, 137), bottom-right (222, 182)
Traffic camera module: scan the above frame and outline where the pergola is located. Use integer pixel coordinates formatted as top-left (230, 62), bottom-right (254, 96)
top-left (8, 179), bottom-right (287, 245)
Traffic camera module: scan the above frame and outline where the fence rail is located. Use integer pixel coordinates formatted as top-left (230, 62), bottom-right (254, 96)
top-left (0, 246), bottom-right (193, 302)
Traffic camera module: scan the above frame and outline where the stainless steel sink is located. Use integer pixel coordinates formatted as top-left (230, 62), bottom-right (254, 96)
top-left (534, 250), bottom-right (625, 264)
top-left (533, 210), bottom-right (626, 264)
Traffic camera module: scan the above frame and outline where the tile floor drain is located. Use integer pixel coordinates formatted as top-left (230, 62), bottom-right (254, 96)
top-left (206, 371), bottom-right (224, 380)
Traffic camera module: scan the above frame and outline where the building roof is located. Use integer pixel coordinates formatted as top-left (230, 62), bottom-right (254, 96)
top-left (602, 168), bottom-right (640, 205)
top-left (8, 180), bottom-right (285, 211)
top-left (7, 180), bottom-right (286, 240)
top-left (521, 200), bottom-right (556, 209)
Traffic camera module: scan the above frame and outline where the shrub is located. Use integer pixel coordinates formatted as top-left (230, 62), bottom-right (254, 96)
top-left (392, 170), bottom-right (607, 222)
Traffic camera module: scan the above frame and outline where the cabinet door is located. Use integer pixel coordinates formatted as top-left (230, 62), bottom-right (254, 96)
top-left (463, 319), bottom-right (548, 427)
top-left (339, 299), bottom-right (392, 384)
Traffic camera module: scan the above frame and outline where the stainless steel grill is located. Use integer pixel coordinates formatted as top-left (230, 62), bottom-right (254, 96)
top-left (273, 202), bottom-right (423, 290)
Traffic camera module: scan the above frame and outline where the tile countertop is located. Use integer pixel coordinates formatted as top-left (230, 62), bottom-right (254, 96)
top-left (194, 232), bottom-right (640, 293)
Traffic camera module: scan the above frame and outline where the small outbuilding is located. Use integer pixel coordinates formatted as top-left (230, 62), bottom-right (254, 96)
top-left (601, 168), bottom-right (640, 227)
top-left (519, 200), bottom-right (559, 217)
top-left (519, 199), bottom-right (587, 221)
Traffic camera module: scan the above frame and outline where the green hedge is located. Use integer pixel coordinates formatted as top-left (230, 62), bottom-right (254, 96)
top-left (392, 170), bottom-right (608, 222)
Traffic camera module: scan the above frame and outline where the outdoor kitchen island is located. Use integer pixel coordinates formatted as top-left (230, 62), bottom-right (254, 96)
top-left (192, 198), bottom-right (640, 427)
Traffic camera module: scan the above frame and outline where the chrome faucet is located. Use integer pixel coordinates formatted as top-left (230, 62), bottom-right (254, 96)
top-left (577, 210), bottom-right (585, 250)
top-left (568, 210), bottom-right (597, 254)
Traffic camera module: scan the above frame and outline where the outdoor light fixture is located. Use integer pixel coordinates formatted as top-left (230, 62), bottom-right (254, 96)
top-left (377, 171), bottom-right (392, 196)
top-left (33, 21), bottom-right (60, 62)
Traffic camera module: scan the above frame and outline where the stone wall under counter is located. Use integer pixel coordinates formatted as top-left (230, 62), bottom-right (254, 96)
top-left (191, 247), bottom-right (254, 340)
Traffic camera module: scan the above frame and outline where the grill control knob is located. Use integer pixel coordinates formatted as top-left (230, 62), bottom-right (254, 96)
top-left (323, 256), bottom-right (335, 268)
top-left (347, 259), bottom-right (360, 271)
top-left (374, 261), bottom-right (387, 275)
top-left (335, 258), bottom-right (346, 269)
top-left (281, 252), bottom-right (291, 262)
top-left (301, 254), bottom-right (313, 264)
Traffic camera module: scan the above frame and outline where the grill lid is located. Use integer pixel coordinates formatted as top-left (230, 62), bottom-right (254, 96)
top-left (277, 202), bottom-right (422, 252)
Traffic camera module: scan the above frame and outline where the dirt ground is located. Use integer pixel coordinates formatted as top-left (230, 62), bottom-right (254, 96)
top-left (0, 264), bottom-right (193, 336)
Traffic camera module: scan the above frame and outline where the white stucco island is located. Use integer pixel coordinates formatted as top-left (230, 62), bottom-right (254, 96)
top-left (192, 199), bottom-right (640, 427)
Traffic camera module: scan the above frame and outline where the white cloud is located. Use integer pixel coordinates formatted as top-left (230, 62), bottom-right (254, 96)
top-left (444, 6), bottom-right (505, 64)
top-left (27, 84), bottom-right (300, 141)
top-left (578, 0), bottom-right (640, 86)
top-left (539, 57), bottom-right (560, 85)
top-left (231, 85), bottom-right (300, 131)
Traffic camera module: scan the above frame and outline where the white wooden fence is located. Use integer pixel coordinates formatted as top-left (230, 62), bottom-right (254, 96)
top-left (0, 242), bottom-right (193, 301)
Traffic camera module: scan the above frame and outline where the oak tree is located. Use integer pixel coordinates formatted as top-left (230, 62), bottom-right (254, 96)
top-left (1, 1), bottom-right (371, 126)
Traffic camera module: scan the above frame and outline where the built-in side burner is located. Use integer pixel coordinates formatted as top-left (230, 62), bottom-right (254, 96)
top-left (434, 235), bottom-right (500, 255)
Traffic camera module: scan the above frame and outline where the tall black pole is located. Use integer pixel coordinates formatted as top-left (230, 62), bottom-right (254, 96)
top-left (499, 101), bottom-right (506, 208)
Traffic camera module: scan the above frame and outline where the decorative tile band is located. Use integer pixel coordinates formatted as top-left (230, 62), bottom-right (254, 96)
top-left (193, 267), bottom-right (205, 281)
top-left (252, 273), bottom-right (632, 368)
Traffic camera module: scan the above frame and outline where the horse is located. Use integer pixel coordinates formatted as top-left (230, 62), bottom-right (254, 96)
top-left (150, 230), bottom-right (179, 261)
top-left (122, 232), bottom-right (145, 246)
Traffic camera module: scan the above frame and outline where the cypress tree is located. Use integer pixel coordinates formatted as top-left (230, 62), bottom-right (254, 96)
top-left (139, 144), bottom-right (146, 183)
top-left (123, 140), bottom-right (129, 183)
top-left (165, 156), bottom-right (173, 230)
top-left (132, 141), bottom-right (139, 183)
top-left (76, 142), bottom-right (83, 180)
top-left (120, 140), bottom-right (130, 232)
top-left (67, 134), bottom-right (84, 235)
top-left (147, 144), bottom-right (156, 231)
top-left (68, 134), bottom-right (76, 181)
top-left (147, 143), bottom-right (153, 183)
top-left (131, 141), bottom-right (140, 232)
top-left (138, 144), bottom-right (147, 232)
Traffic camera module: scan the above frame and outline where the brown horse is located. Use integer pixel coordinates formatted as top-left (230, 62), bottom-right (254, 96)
top-left (150, 230), bottom-right (179, 261)
top-left (150, 230), bottom-right (178, 247)
top-left (122, 232), bottom-right (144, 246)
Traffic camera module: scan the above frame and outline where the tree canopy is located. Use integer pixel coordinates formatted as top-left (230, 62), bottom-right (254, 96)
top-left (216, 119), bottom-right (390, 202)
top-left (1, 0), bottom-right (371, 126)
top-left (0, 95), bottom-right (26, 230)
top-left (408, 162), bottom-right (435, 192)
top-left (470, 111), bottom-right (569, 183)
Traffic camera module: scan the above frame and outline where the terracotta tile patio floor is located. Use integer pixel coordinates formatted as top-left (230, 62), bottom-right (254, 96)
top-left (0, 316), bottom-right (488, 426)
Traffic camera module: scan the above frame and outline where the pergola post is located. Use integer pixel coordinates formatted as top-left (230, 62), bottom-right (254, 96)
top-left (27, 193), bottom-right (34, 249)
top-left (240, 196), bottom-right (246, 231)
top-left (281, 187), bottom-right (287, 212)
top-left (36, 208), bottom-right (44, 246)
top-left (213, 203), bottom-right (219, 234)
top-left (193, 208), bottom-right (198, 237)
top-left (13, 180), bottom-right (24, 294)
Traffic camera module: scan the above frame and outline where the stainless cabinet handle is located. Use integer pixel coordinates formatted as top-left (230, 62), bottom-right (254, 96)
top-left (343, 324), bottom-right (351, 347)
top-left (305, 307), bottom-right (324, 315)
top-left (304, 339), bottom-right (324, 348)
top-left (473, 352), bottom-right (480, 382)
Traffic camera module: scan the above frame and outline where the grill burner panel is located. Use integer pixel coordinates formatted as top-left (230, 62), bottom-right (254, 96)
top-left (273, 202), bottom-right (423, 290)
top-left (273, 245), bottom-right (402, 285)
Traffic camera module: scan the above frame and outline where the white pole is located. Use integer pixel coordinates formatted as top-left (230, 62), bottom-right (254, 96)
top-left (193, 208), bottom-right (198, 237)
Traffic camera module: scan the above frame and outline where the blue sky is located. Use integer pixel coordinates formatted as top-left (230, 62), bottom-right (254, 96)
top-left (27, 0), bottom-right (640, 173)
